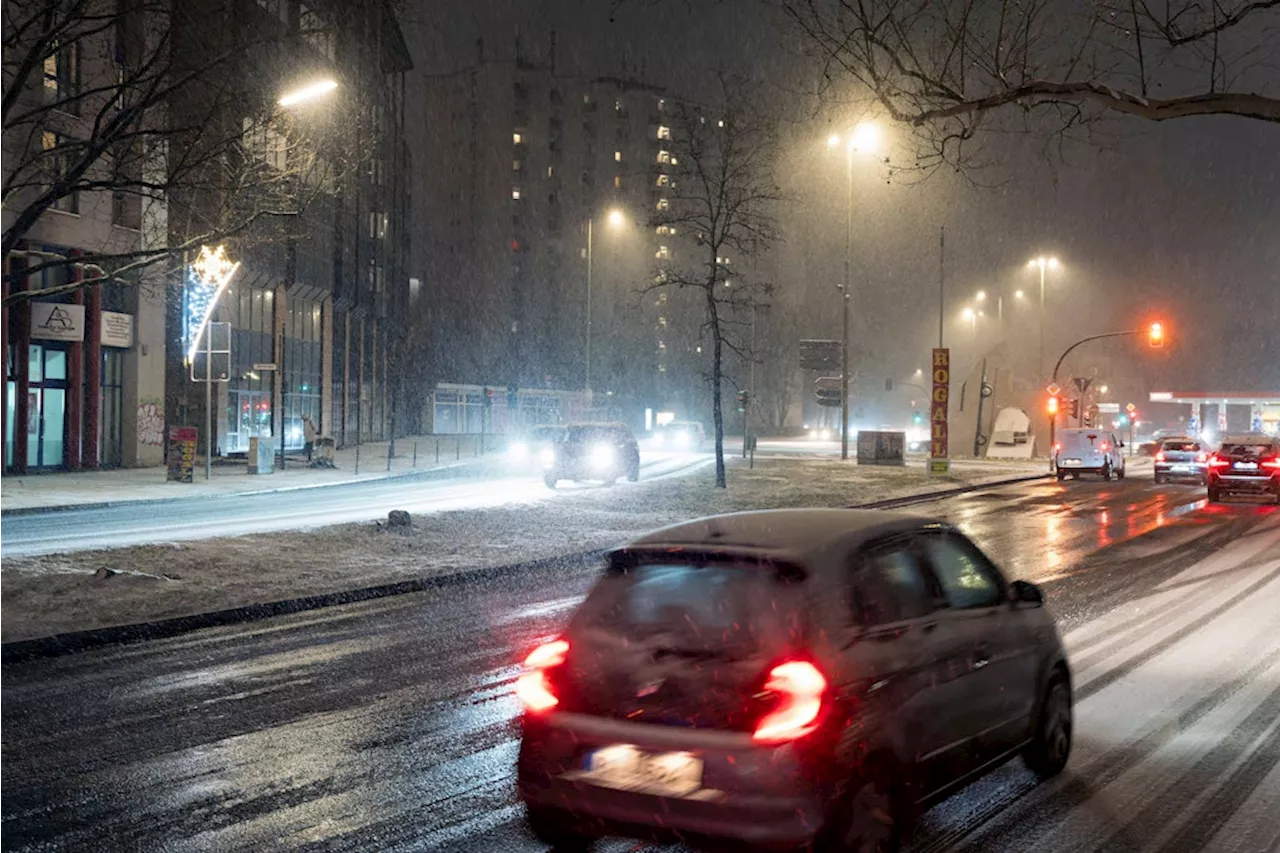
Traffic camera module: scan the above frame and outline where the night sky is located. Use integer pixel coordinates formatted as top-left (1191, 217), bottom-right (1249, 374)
top-left (405, 0), bottom-right (1280, 418)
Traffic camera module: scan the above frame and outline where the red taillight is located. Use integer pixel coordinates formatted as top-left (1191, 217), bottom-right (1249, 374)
top-left (516, 639), bottom-right (569, 713)
top-left (753, 661), bottom-right (827, 743)
top-left (1208, 455), bottom-right (1231, 468)
top-left (1155, 450), bottom-right (1165, 462)
top-left (1053, 442), bottom-right (1061, 453)
top-left (1262, 458), bottom-right (1280, 469)
top-left (1100, 442), bottom-right (1109, 452)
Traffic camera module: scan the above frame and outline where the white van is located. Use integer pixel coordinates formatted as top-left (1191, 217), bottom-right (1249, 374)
top-left (1055, 428), bottom-right (1126, 481)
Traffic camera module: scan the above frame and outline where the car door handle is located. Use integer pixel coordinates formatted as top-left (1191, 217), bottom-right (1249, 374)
top-left (973, 657), bottom-right (990, 670)
top-left (973, 645), bottom-right (991, 669)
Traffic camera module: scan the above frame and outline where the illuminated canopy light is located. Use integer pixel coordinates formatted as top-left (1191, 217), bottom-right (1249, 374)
top-left (185, 245), bottom-right (240, 362)
top-left (279, 78), bottom-right (338, 107)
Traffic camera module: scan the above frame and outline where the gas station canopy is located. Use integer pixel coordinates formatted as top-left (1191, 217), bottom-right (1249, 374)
top-left (1150, 392), bottom-right (1280, 405)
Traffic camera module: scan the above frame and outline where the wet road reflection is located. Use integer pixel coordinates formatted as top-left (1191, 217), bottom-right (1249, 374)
top-left (2, 476), bottom-right (1278, 852)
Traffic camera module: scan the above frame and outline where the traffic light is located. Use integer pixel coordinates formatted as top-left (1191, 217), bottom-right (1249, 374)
top-left (1067, 398), bottom-right (1080, 420)
top-left (736, 390), bottom-right (750, 412)
top-left (1148, 322), bottom-right (1164, 348)
top-left (1047, 396), bottom-right (1059, 417)
top-left (912, 410), bottom-right (924, 425)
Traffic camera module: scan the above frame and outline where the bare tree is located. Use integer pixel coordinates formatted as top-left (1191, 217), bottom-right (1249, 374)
top-left (3, 0), bottom-right (351, 302)
top-left (780, 0), bottom-right (1280, 169)
top-left (649, 79), bottom-right (783, 487)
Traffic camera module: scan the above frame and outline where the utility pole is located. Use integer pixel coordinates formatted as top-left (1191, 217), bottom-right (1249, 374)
top-left (585, 216), bottom-right (593, 399)
top-left (840, 285), bottom-right (850, 461)
top-left (938, 226), bottom-right (945, 349)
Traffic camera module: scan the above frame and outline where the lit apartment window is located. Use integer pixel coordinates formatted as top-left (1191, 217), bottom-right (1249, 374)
top-left (512, 188), bottom-right (521, 200)
top-left (42, 130), bottom-right (78, 213)
top-left (658, 316), bottom-right (667, 326)
top-left (656, 174), bottom-right (669, 187)
top-left (614, 151), bottom-right (622, 162)
top-left (657, 98), bottom-right (665, 111)
top-left (583, 93), bottom-right (592, 104)
top-left (671, 156), bottom-right (678, 166)
top-left (657, 125), bottom-right (671, 140)
top-left (614, 175), bottom-right (622, 189)
top-left (43, 40), bottom-right (80, 114)
top-left (656, 197), bottom-right (669, 211)
top-left (513, 132), bottom-right (523, 144)
top-left (513, 159), bottom-right (522, 171)
top-left (615, 99), bottom-right (622, 112)
top-left (718, 119), bottom-right (725, 127)
top-left (657, 150), bottom-right (671, 164)
top-left (546, 165), bottom-right (554, 178)
top-left (656, 245), bottom-right (670, 260)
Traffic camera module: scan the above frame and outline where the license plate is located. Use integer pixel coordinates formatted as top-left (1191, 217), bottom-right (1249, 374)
top-left (1172, 464), bottom-right (1190, 472)
top-left (1235, 461), bottom-right (1258, 470)
top-left (1062, 458), bottom-right (1082, 467)
top-left (584, 744), bottom-right (703, 796)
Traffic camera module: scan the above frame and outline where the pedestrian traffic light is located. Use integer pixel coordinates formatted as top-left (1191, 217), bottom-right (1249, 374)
top-left (736, 390), bottom-right (750, 411)
top-left (1068, 398), bottom-right (1080, 420)
top-left (1148, 322), bottom-right (1164, 348)
top-left (1047, 396), bottom-right (1059, 416)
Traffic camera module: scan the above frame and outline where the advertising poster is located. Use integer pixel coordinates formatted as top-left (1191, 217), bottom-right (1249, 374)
top-left (929, 348), bottom-right (951, 475)
top-left (167, 426), bottom-right (198, 483)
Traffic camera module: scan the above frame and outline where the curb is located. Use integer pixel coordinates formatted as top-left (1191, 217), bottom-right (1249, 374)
top-left (0, 458), bottom-right (495, 517)
top-left (0, 471), bottom-right (1049, 664)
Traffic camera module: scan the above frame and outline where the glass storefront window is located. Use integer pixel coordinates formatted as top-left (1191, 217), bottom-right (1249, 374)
top-left (28, 345), bottom-right (42, 382)
top-left (44, 348), bottom-right (67, 380)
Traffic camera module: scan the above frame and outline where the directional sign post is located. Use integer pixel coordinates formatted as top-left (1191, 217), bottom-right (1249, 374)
top-left (1072, 376), bottom-right (1093, 394)
top-left (799, 339), bottom-right (842, 372)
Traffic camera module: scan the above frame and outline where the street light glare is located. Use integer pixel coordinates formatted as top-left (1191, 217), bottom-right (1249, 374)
top-left (1048, 257), bottom-right (1060, 270)
top-left (1015, 289), bottom-right (1025, 298)
top-left (606, 208), bottom-right (625, 228)
top-left (850, 122), bottom-right (881, 153)
top-left (962, 307), bottom-right (975, 320)
top-left (279, 78), bottom-right (338, 107)
top-left (976, 290), bottom-right (987, 301)
top-left (826, 133), bottom-right (841, 148)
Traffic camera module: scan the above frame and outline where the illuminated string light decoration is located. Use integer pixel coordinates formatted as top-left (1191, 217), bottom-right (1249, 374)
top-left (184, 245), bottom-right (240, 362)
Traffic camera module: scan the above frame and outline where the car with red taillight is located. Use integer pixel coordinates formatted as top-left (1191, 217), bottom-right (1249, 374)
top-left (1153, 435), bottom-right (1209, 485)
top-left (1054, 427), bottom-right (1126, 481)
top-left (515, 509), bottom-right (1072, 851)
top-left (1206, 434), bottom-right (1280, 504)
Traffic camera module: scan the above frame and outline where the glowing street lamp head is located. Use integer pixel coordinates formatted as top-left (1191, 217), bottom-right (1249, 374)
top-left (1014, 289), bottom-right (1025, 299)
top-left (962, 307), bottom-right (976, 320)
top-left (850, 122), bottom-right (881, 153)
top-left (975, 290), bottom-right (987, 302)
top-left (1048, 257), bottom-right (1060, 270)
top-left (606, 208), bottom-right (626, 228)
top-left (826, 133), bottom-right (841, 148)
top-left (279, 78), bottom-right (338, 107)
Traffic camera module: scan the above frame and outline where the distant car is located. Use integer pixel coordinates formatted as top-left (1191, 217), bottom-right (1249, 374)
top-left (516, 510), bottom-right (1072, 852)
top-left (1206, 434), bottom-right (1280, 504)
top-left (508, 425), bottom-right (565, 469)
top-left (543, 422), bottom-right (640, 488)
top-left (1054, 428), bottom-right (1126, 481)
top-left (650, 421), bottom-right (705, 451)
top-left (1153, 436), bottom-right (1208, 485)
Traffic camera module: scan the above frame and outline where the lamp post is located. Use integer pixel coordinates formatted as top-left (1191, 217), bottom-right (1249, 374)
top-left (1027, 256), bottom-right (1060, 377)
top-left (585, 208), bottom-right (626, 402)
top-left (826, 121), bottom-right (881, 460)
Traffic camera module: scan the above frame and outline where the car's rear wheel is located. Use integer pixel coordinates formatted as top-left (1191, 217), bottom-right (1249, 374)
top-left (543, 473), bottom-right (558, 489)
top-left (626, 460), bottom-right (640, 482)
top-left (1154, 473), bottom-right (1166, 485)
top-left (1116, 465), bottom-right (1125, 480)
top-left (1207, 486), bottom-right (1221, 503)
top-left (1101, 463), bottom-right (1112, 481)
top-left (1056, 470), bottom-right (1066, 482)
top-left (525, 805), bottom-right (596, 851)
top-left (1025, 673), bottom-right (1073, 778)
top-left (819, 771), bottom-right (902, 853)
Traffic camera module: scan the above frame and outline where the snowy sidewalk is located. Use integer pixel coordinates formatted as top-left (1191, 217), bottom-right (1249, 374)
top-left (0, 434), bottom-right (499, 512)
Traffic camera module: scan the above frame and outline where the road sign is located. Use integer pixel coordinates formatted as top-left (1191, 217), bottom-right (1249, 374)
top-left (799, 339), bottom-right (842, 371)
top-left (1126, 402), bottom-right (1137, 413)
top-left (1046, 382), bottom-right (1062, 396)
top-left (253, 362), bottom-right (277, 371)
top-left (1072, 377), bottom-right (1093, 394)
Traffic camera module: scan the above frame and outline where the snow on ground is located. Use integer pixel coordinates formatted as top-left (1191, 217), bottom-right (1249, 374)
top-left (0, 454), bottom-right (1043, 642)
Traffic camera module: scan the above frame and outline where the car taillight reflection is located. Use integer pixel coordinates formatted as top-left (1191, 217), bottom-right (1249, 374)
top-left (516, 639), bottom-right (569, 713)
top-left (753, 661), bottom-right (827, 743)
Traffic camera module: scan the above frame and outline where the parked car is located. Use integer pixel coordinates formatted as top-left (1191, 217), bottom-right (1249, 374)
top-left (543, 422), bottom-right (640, 488)
top-left (650, 420), bottom-right (706, 450)
top-left (1206, 434), bottom-right (1280, 504)
top-left (1153, 436), bottom-right (1208, 485)
top-left (1054, 428), bottom-right (1126, 481)
top-left (516, 509), bottom-right (1073, 851)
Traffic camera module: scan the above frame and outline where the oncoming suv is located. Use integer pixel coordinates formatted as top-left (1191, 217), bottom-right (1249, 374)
top-left (543, 422), bottom-right (641, 489)
top-left (516, 509), bottom-right (1072, 851)
top-left (1206, 434), bottom-right (1280, 504)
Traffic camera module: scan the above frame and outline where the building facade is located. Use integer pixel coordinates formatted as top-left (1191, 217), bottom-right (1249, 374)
top-left (418, 37), bottom-right (701, 421)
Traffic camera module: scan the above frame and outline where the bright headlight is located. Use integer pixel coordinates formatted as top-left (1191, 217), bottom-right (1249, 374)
top-left (539, 447), bottom-right (556, 468)
top-left (590, 443), bottom-right (615, 469)
top-left (675, 432), bottom-right (692, 448)
top-left (509, 441), bottom-right (530, 460)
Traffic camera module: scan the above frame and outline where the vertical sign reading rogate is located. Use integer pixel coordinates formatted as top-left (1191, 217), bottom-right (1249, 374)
top-left (929, 348), bottom-right (951, 475)
top-left (166, 426), bottom-right (198, 483)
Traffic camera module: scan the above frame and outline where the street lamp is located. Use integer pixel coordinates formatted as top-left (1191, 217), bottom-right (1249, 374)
top-left (826, 121), bottom-right (882, 460)
top-left (1027, 255), bottom-right (1061, 377)
top-left (279, 78), bottom-right (339, 107)
top-left (585, 207), bottom-right (626, 399)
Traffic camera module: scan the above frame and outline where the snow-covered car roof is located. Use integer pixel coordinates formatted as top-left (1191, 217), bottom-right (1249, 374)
top-left (620, 508), bottom-right (946, 558)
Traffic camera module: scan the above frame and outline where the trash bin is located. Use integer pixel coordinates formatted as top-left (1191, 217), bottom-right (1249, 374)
top-left (248, 429), bottom-right (275, 474)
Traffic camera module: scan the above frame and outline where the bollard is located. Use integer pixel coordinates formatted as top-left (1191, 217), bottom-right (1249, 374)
top-left (479, 432), bottom-right (484, 456)
top-left (355, 443), bottom-right (361, 475)
top-left (435, 437), bottom-right (440, 464)
top-left (387, 443), bottom-right (392, 472)
top-left (413, 441), bottom-right (418, 468)
top-left (456, 436), bottom-right (461, 460)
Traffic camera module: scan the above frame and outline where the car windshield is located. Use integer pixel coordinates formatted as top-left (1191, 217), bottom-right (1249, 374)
top-left (529, 426), bottom-right (563, 441)
top-left (1162, 441), bottom-right (1200, 452)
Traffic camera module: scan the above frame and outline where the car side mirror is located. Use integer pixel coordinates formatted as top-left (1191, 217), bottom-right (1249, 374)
top-left (1010, 580), bottom-right (1044, 606)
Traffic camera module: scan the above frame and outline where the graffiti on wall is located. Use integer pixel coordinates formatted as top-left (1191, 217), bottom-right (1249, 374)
top-left (137, 398), bottom-right (165, 446)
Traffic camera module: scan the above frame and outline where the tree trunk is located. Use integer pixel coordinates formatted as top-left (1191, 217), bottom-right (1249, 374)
top-left (708, 286), bottom-right (726, 488)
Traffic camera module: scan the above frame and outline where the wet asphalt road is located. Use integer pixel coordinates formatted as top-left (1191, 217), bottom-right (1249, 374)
top-left (3, 477), bottom-right (1279, 853)
top-left (0, 452), bottom-right (713, 557)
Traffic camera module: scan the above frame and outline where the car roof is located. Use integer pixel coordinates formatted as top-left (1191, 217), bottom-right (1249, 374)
top-left (1221, 433), bottom-right (1278, 444)
top-left (620, 509), bottom-right (947, 561)
top-left (1059, 427), bottom-right (1109, 434)
top-left (1158, 435), bottom-right (1197, 442)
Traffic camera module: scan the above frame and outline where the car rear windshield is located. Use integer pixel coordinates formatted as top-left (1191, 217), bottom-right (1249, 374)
top-left (567, 426), bottom-right (619, 443)
top-left (1162, 440), bottom-right (1200, 452)
top-left (1220, 443), bottom-right (1273, 459)
top-left (582, 562), bottom-right (801, 656)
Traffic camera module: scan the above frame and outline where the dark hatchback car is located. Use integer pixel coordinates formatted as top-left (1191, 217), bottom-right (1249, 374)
top-left (516, 510), bottom-right (1072, 851)
top-left (1207, 434), bottom-right (1280, 504)
top-left (1153, 436), bottom-right (1208, 485)
top-left (543, 422), bottom-right (641, 489)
